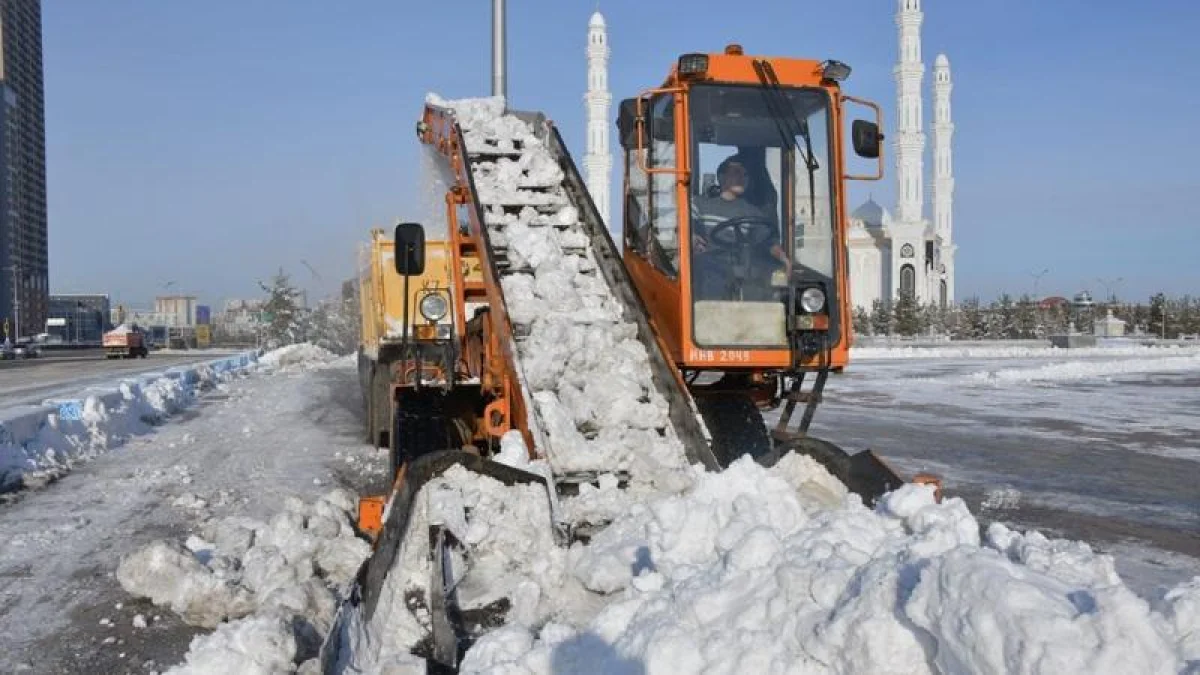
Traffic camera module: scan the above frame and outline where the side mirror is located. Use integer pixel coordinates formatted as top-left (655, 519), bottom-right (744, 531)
top-left (617, 98), bottom-right (638, 150)
top-left (394, 222), bottom-right (426, 276)
top-left (852, 120), bottom-right (882, 159)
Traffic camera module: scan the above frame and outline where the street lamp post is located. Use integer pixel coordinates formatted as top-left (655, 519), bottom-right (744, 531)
top-left (4, 263), bottom-right (20, 340)
top-left (1096, 276), bottom-right (1124, 304)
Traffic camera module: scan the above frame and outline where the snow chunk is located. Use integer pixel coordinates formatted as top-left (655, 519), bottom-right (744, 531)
top-left (320, 488), bottom-right (359, 516)
top-left (1164, 577), bottom-right (1200, 661)
top-left (165, 613), bottom-right (297, 675)
top-left (172, 493), bottom-right (208, 511)
top-left (130, 491), bottom-right (372, 672)
top-left (494, 429), bottom-right (532, 469)
top-left (116, 540), bottom-right (254, 628)
top-left (315, 536), bottom-right (372, 588)
top-left (259, 343), bottom-right (336, 371)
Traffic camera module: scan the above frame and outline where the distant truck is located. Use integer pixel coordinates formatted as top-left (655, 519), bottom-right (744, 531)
top-left (357, 225), bottom-right (458, 454)
top-left (103, 324), bottom-right (149, 359)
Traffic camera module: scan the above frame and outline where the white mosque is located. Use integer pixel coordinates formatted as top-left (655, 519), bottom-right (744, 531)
top-left (582, 0), bottom-right (957, 310)
top-left (848, 0), bottom-right (957, 310)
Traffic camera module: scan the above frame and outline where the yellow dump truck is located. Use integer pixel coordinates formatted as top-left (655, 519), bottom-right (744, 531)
top-left (357, 225), bottom-right (458, 463)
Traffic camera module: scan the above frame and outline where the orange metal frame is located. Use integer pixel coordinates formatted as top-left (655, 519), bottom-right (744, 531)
top-left (624, 51), bottom-right (881, 375)
top-left (421, 105), bottom-right (535, 458)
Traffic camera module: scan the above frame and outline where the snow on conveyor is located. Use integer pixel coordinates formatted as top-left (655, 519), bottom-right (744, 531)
top-left (331, 96), bottom-right (1200, 674)
top-left (430, 93), bottom-right (694, 491)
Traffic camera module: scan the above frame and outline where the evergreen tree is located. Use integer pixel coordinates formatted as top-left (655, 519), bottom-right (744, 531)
top-left (870, 299), bottom-right (892, 336)
top-left (259, 268), bottom-right (305, 348)
top-left (1149, 293), bottom-right (1168, 339)
top-left (920, 303), bottom-right (942, 337)
top-left (892, 294), bottom-right (920, 336)
top-left (1131, 302), bottom-right (1151, 335)
top-left (1180, 296), bottom-right (1199, 336)
top-left (1014, 295), bottom-right (1039, 338)
top-left (302, 291), bottom-right (361, 355)
top-left (995, 294), bottom-right (1018, 338)
top-left (852, 306), bottom-right (872, 338)
top-left (954, 297), bottom-right (985, 340)
top-left (941, 303), bottom-right (961, 338)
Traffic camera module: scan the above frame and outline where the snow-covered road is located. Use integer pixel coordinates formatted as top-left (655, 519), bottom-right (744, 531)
top-left (1, 340), bottom-right (1198, 672)
top-left (0, 351), bottom-right (245, 408)
top-left (0, 352), bottom-right (386, 673)
top-left (801, 342), bottom-right (1200, 599)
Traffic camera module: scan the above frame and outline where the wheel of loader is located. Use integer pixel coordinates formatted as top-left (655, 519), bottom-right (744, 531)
top-left (772, 435), bottom-right (905, 506)
top-left (694, 393), bottom-right (773, 467)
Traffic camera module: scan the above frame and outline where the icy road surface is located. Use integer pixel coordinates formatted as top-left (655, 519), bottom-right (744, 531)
top-left (796, 342), bottom-right (1200, 599)
top-left (0, 353), bottom-right (386, 673)
top-left (0, 351), bottom-right (245, 408)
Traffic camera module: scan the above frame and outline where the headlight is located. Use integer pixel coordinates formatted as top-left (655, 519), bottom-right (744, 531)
top-left (419, 293), bottom-right (448, 321)
top-left (800, 287), bottom-right (826, 313)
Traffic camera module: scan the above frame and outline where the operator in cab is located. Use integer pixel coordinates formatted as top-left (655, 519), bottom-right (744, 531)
top-left (690, 154), bottom-right (789, 301)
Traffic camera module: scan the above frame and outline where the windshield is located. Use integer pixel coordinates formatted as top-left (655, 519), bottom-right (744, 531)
top-left (688, 84), bottom-right (835, 347)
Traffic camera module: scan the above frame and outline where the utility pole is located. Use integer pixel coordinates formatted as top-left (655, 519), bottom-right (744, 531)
top-left (4, 263), bottom-right (21, 340)
top-left (1029, 268), bottom-right (1049, 300)
top-left (1096, 276), bottom-right (1124, 304)
top-left (492, 0), bottom-right (506, 100)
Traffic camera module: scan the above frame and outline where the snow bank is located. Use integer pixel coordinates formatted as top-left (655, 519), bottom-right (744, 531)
top-left (0, 352), bottom-right (257, 493)
top-left (258, 343), bottom-right (338, 371)
top-left (117, 489), bottom-right (371, 673)
top-left (443, 455), bottom-right (1198, 674)
top-left (964, 351), bottom-right (1200, 384)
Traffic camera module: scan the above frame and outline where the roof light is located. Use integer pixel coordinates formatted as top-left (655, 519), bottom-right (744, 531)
top-left (821, 60), bottom-right (852, 82)
top-left (678, 53), bottom-right (709, 77)
top-left (724, 44), bottom-right (743, 56)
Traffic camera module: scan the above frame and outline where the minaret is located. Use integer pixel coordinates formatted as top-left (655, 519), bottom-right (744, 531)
top-left (932, 54), bottom-right (953, 244)
top-left (933, 53), bottom-right (956, 305)
top-left (584, 11), bottom-right (612, 224)
top-left (893, 0), bottom-right (925, 225)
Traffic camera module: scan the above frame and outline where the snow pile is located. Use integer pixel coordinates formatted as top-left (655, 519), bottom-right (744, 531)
top-left (965, 351), bottom-right (1200, 384)
top-left (117, 489), bottom-right (371, 672)
top-left (165, 614), bottom-right (299, 675)
top-left (338, 463), bottom-right (568, 672)
top-left (431, 94), bottom-right (694, 490)
top-left (0, 352), bottom-right (256, 492)
top-left (443, 455), bottom-right (1198, 674)
top-left (258, 343), bottom-right (338, 371)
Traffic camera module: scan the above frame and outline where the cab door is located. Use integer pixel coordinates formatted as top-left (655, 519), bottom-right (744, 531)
top-left (618, 92), bottom-right (685, 359)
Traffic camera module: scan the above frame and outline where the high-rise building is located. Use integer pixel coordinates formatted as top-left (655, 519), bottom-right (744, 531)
top-left (0, 0), bottom-right (48, 340)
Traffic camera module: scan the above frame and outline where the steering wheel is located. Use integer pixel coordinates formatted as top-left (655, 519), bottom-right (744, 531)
top-left (706, 216), bottom-right (776, 251)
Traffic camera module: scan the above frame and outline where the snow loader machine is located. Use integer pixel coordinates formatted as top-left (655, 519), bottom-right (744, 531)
top-left (330, 45), bottom-right (939, 672)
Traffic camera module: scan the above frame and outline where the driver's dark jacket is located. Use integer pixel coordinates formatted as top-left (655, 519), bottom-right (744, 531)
top-left (689, 194), bottom-right (773, 238)
top-left (689, 193), bottom-right (780, 301)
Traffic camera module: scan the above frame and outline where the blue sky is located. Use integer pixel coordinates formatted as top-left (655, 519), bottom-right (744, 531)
top-left (44, 0), bottom-right (1200, 308)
